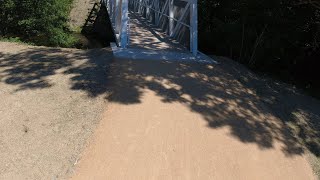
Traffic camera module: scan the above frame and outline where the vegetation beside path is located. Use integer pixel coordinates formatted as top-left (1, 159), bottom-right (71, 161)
top-left (199, 0), bottom-right (320, 98)
top-left (0, 0), bottom-right (76, 47)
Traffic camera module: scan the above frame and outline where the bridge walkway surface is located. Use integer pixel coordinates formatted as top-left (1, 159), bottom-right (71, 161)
top-left (127, 12), bottom-right (185, 52)
top-left (111, 10), bottom-right (209, 62)
top-left (110, 9), bottom-right (212, 62)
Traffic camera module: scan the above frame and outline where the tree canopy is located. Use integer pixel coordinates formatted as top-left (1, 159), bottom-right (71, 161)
top-left (198, 0), bottom-right (320, 93)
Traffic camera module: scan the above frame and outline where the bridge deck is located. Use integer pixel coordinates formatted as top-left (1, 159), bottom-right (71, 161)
top-left (107, 3), bottom-right (214, 63)
top-left (128, 12), bottom-right (186, 52)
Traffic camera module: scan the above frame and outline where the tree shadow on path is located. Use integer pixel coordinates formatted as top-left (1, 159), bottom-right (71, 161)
top-left (106, 56), bottom-right (320, 158)
top-left (0, 44), bottom-right (319, 158)
top-left (0, 45), bottom-right (113, 97)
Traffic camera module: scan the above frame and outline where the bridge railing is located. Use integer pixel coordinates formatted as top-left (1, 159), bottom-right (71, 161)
top-left (129, 0), bottom-right (198, 55)
top-left (103, 0), bottom-right (197, 55)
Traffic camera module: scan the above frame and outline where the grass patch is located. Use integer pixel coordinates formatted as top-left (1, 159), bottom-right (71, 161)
top-left (0, 37), bottom-right (34, 45)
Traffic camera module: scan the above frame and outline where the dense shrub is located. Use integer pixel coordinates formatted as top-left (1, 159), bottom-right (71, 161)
top-left (0, 0), bottom-right (75, 47)
top-left (198, 0), bottom-right (320, 91)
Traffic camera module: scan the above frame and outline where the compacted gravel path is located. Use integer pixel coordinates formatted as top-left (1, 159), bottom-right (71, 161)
top-left (71, 57), bottom-right (318, 180)
top-left (0, 42), bottom-right (318, 179)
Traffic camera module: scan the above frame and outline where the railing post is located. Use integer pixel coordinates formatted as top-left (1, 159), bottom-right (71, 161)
top-left (112, 0), bottom-right (116, 23)
top-left (190, 0), bottom-right (198, 56)
top-left (146, 0), bottom-right (150, 18)
top-left (138, 0), bottom-right (143, 13)
top-left (115, 0), bottom-right (121, 33)
top-left (154, 0), bottom-right (160, 25)
top-left (120, 0), bottom-right (128, 48)
top-left (169, 0), bottom-right (174, 37)
top-left (109, 0), bottom-right (113, 19)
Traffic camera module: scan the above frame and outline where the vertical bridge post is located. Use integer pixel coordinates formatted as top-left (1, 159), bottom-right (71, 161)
top-left (169, 0), bottom-right (174, 37)
top-left (190, 0), bottom-right (198, 56)
top-left (115, 0), bottom-right (121, 34)
top-left (120, 0), bottom-right (128, 48)
top-left (108, 0), bottom-right (113, 20)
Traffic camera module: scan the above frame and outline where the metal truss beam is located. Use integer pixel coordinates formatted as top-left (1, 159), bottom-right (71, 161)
top-left (104, 0), bottom-right (198, 55)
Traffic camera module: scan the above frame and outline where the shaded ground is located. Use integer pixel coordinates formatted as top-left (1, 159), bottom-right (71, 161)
top-left (0, 42), bottom-right (112, 179)
top-left (72, 55), bottom-right (319, 179)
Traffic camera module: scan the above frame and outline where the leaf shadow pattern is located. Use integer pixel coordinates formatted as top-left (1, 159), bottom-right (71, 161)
top-left (0, 45), bottom-right (319, 158)
top-left (0, 48), bottom-right (67, 90)
top-left (105, 56), bottom-right (320, 157)
top-left (0, 46), bottom-right (113, 97)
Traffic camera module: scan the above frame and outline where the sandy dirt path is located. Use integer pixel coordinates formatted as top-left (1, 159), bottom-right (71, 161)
top-left (71, 58), bottom-right (317, 180)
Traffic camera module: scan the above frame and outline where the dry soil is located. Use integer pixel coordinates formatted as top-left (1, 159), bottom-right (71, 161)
top-left (0, 42), bottom-right (112, 179)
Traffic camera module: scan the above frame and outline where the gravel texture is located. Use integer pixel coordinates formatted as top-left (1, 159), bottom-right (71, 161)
top-left (71, 57), bottom-right (318, 179)
top-left (0, 42), bottom-right (112, 179)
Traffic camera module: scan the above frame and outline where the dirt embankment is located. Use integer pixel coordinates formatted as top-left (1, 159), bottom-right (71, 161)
top-left (69, 0), bottom-right (97, 29)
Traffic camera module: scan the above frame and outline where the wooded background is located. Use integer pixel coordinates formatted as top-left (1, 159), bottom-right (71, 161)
top-left (0, 0), bottom-right (75, 47)
top-left (198, 0), bottom-right (320, 94)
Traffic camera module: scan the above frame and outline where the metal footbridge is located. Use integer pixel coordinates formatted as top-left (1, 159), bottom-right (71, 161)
top-left (102, 0), bottom-right (215, 62)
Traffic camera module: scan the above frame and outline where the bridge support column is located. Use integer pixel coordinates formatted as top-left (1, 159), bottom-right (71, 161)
top-left (120, 0), bottom-right (129, 48)
top-left (190, 0), bottom-right (198, 55)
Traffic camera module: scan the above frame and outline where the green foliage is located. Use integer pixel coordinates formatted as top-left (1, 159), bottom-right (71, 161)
top-left (0, 0), bottom-right (75, 47)
top-left (0, 37), bottom-right (33, 45)
top-left (199, 0), bottom-right (320, 90)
